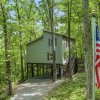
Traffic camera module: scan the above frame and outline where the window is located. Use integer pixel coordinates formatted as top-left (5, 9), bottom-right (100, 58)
top-left (48, 38), bottom-right (57, 46)
top-left (48, 38), bottom-right (51, 46)
top-left (47, 52), bottom-right (49, 60)
top-left (47, 52), bottom-right (54, 60)
top-left (48, 38), bottom-right (52, 46)
top-left (55, 38), bottom-right (57, 46)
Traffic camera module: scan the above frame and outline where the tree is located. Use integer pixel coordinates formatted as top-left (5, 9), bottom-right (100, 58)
top-left (34, 0), bottom-right (51, 30)
top-left (14, 0), bottom-right (24, 82)
top-left (67, 0), bottom-right (73, 79)
top-left (0, 2), bottom-right (13, 96)
top-left (47, 0), bottom-right (57, 82)
top-left (82, 0), bottom-right (93, 99)
top-left (22, 0), bottom-right (37, 41)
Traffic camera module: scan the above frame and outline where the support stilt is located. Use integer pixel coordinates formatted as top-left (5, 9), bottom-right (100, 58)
top-left (43, 65), bottom-right (44, 78)
top-left (58, 65), bottom-right (61, 77)
top-left (27, 64), bottom-right (28, 79)
top-left (32, 64), bottom-right (34, 77)
top-left (51, 64), bottom-right (53, 77)
top-left (60, 65), bottom-right (63, 79)
top-left (37, 64), bottom-right (39, 76)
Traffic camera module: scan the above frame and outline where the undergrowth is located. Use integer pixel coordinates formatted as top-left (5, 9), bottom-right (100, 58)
top-left (45, 73), bottom-right (100, 100)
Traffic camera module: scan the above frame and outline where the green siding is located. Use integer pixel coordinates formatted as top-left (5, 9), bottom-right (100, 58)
top-left (26, 31), bottom-right (62, 64)
top-left (26, 31), bottom-right (74, 65)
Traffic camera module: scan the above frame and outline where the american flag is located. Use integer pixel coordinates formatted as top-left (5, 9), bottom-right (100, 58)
top-left (95, 23), bottom-right (100, 88)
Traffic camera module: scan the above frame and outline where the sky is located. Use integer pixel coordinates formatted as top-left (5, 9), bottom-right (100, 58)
top-left (34, 0), bottom-right (64, 17)
top-left (9, 0), bottom-right (64, 18)
top-left (35, 0), bottom-right (41, 6)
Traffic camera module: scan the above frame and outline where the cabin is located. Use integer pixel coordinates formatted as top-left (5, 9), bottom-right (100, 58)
top-left (26, 30), bottom-right (75, 78)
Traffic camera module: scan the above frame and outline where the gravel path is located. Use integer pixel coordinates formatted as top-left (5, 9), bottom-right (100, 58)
top-left (10, 78), bottom-right (63, 100)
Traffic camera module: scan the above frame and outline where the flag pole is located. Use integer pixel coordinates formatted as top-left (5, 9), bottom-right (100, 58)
top-left (92, 13), bottom-right (96, 100)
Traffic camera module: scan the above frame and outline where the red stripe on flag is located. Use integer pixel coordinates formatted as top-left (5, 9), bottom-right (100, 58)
top-left (95, 23), bottom-right (100, 89)
top-left (96, 49), bottom-right (100, 53)
top-left (96, 55), bottom-right (100, 61)
top-left (95, 66), bottom-right (100, 88)
top-left (96, 43), bottom-right (100, 47)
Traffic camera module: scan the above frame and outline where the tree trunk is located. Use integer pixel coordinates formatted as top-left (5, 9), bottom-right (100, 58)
top-left (47, 0), bottom-right (57, 82)
top-left (82, 0), bottom-right (93, 99)
top-left (66, 0), bottom-right (72, 79)
top-left (15, 0), bottom-right (24, 82)
top-left (0, 3), bottom-right (13, 96)
top-left (20, 36), bottom-right (24, 82)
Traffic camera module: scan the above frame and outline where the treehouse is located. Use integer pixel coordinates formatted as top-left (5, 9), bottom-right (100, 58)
top-left (26, 30), bottom-right (75, 78)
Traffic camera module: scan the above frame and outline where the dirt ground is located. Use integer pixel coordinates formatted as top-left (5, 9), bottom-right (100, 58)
top-left (10, 78), bottom-right (63, 100)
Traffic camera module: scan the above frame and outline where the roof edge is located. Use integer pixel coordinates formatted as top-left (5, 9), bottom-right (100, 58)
top-left (26, 36), bottom-right (43, 45)
top-left (26, 30), bottom-right (75, 46)
top-left (43, 30), bottom-right (75, 41)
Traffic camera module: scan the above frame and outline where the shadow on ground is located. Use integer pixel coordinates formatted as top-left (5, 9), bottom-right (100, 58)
top-left (10, 76), bottom-right (63, 100)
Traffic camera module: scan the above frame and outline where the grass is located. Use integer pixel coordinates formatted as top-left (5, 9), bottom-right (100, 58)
top-left (45, 73), bottom-right (100, 100)
top-left (0, 83), bottom-right (9, 100)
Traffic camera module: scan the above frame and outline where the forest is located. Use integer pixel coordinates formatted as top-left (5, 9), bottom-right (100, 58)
top-left (0, 0), bottom-right (100, 100)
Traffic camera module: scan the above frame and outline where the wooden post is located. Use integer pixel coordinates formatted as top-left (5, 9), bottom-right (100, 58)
top-left (39, 65), bottom-right (41, 75)
top-left (37, 64), bottom-right (38, 76)
top-left (40, 65), bottom-right (42, 74)
top-left (46, 66), bottom-right (47, 75)
top-left (32, 64), bottom-right (34, 77)
top-left (38, 65), bottom-right (39, 76)
top-left (27, 64), bottom-right (28, 79)
top-left (51, 64), bottom-right (53, 77)
top-left (59, 65), bottom-right (61, 77)
top-left (37, 64), bottom-right (39, 76)
top-left (60, 65), bottom-right (63, 79)
top-left (43, 64), bottom-right (45, 78)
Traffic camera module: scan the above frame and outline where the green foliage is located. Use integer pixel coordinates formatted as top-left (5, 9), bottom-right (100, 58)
top-left (45, 73), bottom-right (100, 100)
top-left (0, 0), bottom-right (99, 98)
top-left (63, 51), bottom-right (68, 59)
top-left (45, 73), bottom-right (86, 100)
top-left (95, 87), bottom-right (100, 100)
